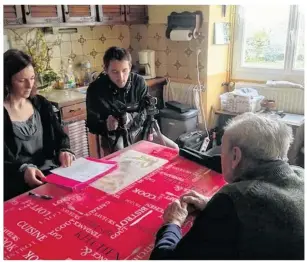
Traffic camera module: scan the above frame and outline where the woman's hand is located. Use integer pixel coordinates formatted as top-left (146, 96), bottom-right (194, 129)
top-left (59, 151), bottom-right (75, 168)
top-left (24, 167), bottom-right (46, 187)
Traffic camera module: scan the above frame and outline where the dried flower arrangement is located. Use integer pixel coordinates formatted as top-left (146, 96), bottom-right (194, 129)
top-left (8, 28), bottom-right (61, 91)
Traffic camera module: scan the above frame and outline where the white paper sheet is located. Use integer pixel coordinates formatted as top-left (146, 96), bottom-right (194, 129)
top-left (50, 158), bottom-right (116, 182)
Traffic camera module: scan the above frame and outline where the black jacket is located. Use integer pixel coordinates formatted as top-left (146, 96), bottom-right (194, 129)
top-left (150, 161), bottom-right (304, 260)
top-left (4, 95), bottom-right (72, 200)
top-left (86, 72), bottom-right (148, 138)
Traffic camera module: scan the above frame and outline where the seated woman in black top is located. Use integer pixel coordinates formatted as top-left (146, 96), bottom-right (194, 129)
top-left (4, 49), bottom-right (75, 201)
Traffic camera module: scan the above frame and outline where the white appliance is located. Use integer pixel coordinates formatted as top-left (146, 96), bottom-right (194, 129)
top-left (138, 50), bottom-right (156, 79)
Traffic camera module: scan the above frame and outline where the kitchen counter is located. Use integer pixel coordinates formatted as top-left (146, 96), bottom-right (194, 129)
top-left (39, 89), bottom-right (86, 107)
top-left (39, 77), bottom-right (167, 107)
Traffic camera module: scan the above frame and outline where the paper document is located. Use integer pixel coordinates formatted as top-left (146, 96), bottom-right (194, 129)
top-left (50, 158), bottom-right (116, 182)
top-left (91, 150), bottom-right (168, 194)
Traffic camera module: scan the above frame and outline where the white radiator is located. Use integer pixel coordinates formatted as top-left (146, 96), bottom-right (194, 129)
top-left (235, 82), bottom-right (304, 115)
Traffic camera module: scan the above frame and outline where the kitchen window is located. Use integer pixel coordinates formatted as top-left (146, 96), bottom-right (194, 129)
top-left (232, 5), bottom-right (304, 84)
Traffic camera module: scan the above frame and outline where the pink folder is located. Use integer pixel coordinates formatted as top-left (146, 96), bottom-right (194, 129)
top-left (43, 157), bottom-right (118, 192)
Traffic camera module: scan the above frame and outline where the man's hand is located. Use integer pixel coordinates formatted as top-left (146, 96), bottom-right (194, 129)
top-left (107, 115), bottom-right (118, 131)
top-left (24, 167), bottom-right (46, 187)
top-left (59, 151), bottom-right (75, 168)
top-left (163, 199), bottom-right (188, 227)
top-left (180, 190), bottom-right (211, 212)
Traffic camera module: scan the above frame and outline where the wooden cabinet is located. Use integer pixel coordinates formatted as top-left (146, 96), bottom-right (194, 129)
top-left (63, 5), bottom-right (96, 23)
top-left (97, 5), bottom-right (125, 24)
top-left (24, 5), bottom-right (63, 24)
top-left (4, 5), bottom-right (23, 26)
top-left (125, 5), bottom-right (148, 24)
top-left (97, 5), bottom-right (148, 24)
top-left (4, 5), bottom-right (148, 27)
top-left (61, 101), bottom-right (86, 119)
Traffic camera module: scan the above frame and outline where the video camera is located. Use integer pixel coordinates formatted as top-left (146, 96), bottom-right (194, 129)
top-left (140, 95), bottom-right (159, 117)
top-left (105, 94), bottom-right (161, 151)
top-left (103, 95), bottom-right (158, 131)
top-left (109, 95), bottom-right (158, 118)
top-left (102, 100), bottom-right (137, 127)
top-left (107, 100), bottom-right (133, 117)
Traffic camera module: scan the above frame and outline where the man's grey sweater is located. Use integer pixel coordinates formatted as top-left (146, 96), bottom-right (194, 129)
top-left (150, 160), bottom-right (304, 260)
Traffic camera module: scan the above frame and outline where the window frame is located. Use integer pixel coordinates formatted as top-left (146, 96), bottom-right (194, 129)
top-left (232, 5), bottom-right (304, 84)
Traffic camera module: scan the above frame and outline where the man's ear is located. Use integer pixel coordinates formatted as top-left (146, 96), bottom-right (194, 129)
top-left (231, 146), bottom-right (242, 169)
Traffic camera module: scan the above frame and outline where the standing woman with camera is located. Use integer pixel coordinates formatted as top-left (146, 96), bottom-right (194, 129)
top-left (86, 46), bottom-right (178, 153)
top-left (4, 49), bottom-right (75, 200)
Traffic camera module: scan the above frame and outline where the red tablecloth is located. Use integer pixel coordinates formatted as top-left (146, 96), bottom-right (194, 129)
top-left (4, 141), bottom-right (226, 260)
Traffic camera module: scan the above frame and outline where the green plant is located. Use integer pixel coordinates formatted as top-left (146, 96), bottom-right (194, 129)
top-left (42, 70), bottom-right (60, 84)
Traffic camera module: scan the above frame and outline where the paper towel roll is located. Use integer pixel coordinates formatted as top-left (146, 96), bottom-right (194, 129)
top-left (170, 29), bottom-right (194, 41)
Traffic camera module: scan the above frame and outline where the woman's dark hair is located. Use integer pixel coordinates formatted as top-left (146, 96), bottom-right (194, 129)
top-left (4, 49), bottom-right (36, 99)
top-left (103, 46), bottom-right (132, 69)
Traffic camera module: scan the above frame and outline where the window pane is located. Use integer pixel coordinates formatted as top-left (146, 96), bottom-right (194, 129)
top-left (294, 6), bottom-right (304, 70)
top-left (241, 5), bottom-right (290, 69)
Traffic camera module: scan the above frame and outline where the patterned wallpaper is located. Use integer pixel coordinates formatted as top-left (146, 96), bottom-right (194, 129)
top-left (5, 23), bottom-right (208, 82)
top-left (130, 23), bottom-right (208, 82)
top-left (5, 25), bottom-right (130, 78)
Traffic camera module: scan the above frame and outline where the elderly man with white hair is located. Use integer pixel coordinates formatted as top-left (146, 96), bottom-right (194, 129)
top-left (150, 112), bottom-right (304, 260)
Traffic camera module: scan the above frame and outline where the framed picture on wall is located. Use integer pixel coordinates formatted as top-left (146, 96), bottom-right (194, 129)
top-left (214, 22), bottom-right (230, 45)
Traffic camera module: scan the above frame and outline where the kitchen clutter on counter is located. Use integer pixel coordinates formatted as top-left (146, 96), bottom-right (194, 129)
top-left (55, 59), bottom-right (97, 91)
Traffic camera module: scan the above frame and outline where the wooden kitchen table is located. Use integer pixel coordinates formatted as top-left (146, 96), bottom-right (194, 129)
top-left (4, 141), bottom-right (226, 260)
